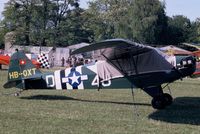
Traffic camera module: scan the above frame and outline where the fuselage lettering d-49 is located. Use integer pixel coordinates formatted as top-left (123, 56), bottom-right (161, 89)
top-left (9, 68), bottom-right (36, 79)
top-left (91, 75), bottom-right (111, 87)
top-left (45, 72), bottom-right (112, 89)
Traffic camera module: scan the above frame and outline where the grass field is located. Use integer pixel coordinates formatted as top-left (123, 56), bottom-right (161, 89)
top-left (0, 70), bottom-right (200, 134)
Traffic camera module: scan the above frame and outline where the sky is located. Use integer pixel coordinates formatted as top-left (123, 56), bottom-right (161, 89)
top-left (165, 0), bottom-right (200, 21)
top-left (0, 0), bottom-right (200, 21)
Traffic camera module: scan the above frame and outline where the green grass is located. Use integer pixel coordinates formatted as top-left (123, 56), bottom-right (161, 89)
top-left (1, 70), bottom-right (200, 134)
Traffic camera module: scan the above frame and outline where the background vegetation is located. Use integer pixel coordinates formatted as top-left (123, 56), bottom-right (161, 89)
top-left (0, 0), bottom-right (200, 48)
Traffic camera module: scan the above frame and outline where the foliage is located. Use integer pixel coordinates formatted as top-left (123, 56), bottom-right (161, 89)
top-left (166, 15), bottom-right (192, 45)
top-left (1, 0), bottom-right (92, 47)
top-left (129, 0), bottom-right (168, 44)
top-left (186, 21), bottom-right (199, 43)
top-left (0, 22), bottom-right (9, 48)
top-left (86, 0), bottom-right (136, 41)
top-left (0, 0), bottom-right (200, 47)
top-left (86, 0), bottom-right (168, 45)
top-left (51, 7), bottom-right (93, 46)
top-left (191, 18), bottom-right (200, 43)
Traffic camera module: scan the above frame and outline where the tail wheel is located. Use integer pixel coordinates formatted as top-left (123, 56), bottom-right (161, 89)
top-left (163, 93), bottom-right (173, 106)
top-left (14, 92), bottom-right (20, 96)
top-left (151, 96), bottom-right (165, 109)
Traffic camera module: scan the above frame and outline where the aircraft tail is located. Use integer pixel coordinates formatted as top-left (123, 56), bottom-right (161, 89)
top-left (3, 50), bottom-right (42, 89)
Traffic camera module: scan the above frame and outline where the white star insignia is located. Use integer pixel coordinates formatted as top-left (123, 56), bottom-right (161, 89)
top-left (70, 73), bottom-right (80, 84)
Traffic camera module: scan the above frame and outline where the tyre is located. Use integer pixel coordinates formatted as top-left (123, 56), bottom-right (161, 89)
top-left (151, 96), bottom-right (165, 109)
top-left (163, 93), bottom-right (173, 106)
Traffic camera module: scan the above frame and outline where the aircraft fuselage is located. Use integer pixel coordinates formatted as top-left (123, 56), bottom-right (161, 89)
top-left (24, 59), bottom-right (195, 90)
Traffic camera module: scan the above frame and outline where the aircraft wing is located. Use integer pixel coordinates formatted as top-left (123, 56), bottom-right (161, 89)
top-left (72, 39), bottom-right (174, 78)
top-left (71, 38), bottom-right (152, 56)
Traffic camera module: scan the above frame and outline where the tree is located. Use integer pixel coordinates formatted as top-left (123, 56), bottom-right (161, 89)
top-left (36, 0), bottom-right (92, 46)
top-left (193, 18), bottom-right (200, 43)
top-left (167, 15), bottom-right (192, 44)
top-left (185, 19), bottom-right (199, 43)
top-left (87, 0), bottom-right (168, 45)
top-left (86, 0), bottom-right (132, 41)
top-left (129, 0), bottom-right (168, 44)
top-left (2, 0), bottom-right (40, 46)
top-left (1, 0), bottom-right (92, 46)
top-left (46, 0), bottom-right (80, 46)
top-left (52, 7), bottom-right (94, 46)
top-left (0, 22), bottom-right (9, 48)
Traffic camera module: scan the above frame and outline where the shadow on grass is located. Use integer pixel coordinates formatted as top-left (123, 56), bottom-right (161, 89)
top-left (20, 95), bottom-right (75, 100)
top-left (20, 95), bottom-right (151, 106)
top-left (149, 97), bottom-right (200, 125)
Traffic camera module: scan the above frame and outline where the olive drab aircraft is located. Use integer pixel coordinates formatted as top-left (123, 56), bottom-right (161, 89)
top-left (3, 39), bottom-right (196, 109)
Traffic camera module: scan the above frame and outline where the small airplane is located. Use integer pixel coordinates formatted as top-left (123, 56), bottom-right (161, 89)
top-left (192, 50), bottom-right (200, 76)
top-left (0, 54), bottom-right (10, 65)
top-left (0, 54), bottom-right (41, 68)
top-left (3, 39), bottom-right (196, 109)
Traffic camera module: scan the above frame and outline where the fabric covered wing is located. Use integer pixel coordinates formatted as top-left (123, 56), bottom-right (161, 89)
top-left (71, 38), bottom-right (152, 55)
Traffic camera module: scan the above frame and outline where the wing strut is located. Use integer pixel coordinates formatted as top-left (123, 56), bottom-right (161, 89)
top-left (101, 50), bottom-right (141, 116)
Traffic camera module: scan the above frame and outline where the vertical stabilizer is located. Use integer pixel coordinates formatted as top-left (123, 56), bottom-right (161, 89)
top-left (4, 50), bottom-right (42, 89)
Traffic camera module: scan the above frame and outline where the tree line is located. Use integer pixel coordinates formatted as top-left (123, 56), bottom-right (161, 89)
top-left (0, 0), bottom-right (200, 48)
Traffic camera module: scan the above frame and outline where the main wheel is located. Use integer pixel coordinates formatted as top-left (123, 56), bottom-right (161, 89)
top-left (163, 93), bottom-right (173, 106)
top-left (14, 92), bottom-right (20, 96)
top-left (151, 96), bottom-right (165, 109)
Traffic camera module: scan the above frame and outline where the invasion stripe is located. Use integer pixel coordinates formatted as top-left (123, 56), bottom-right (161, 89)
top-left (60, 70), bottom-right (67, 89)
top-left (65, 68), bottom-right (73, 90)
top-left (54, 70), bottom-right (62, 90)
top-left (77, 66), bottom-right (84, 89)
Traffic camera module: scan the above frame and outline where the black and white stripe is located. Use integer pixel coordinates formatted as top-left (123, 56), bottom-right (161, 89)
top-left (54, 67), bottom-right (87, 90)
